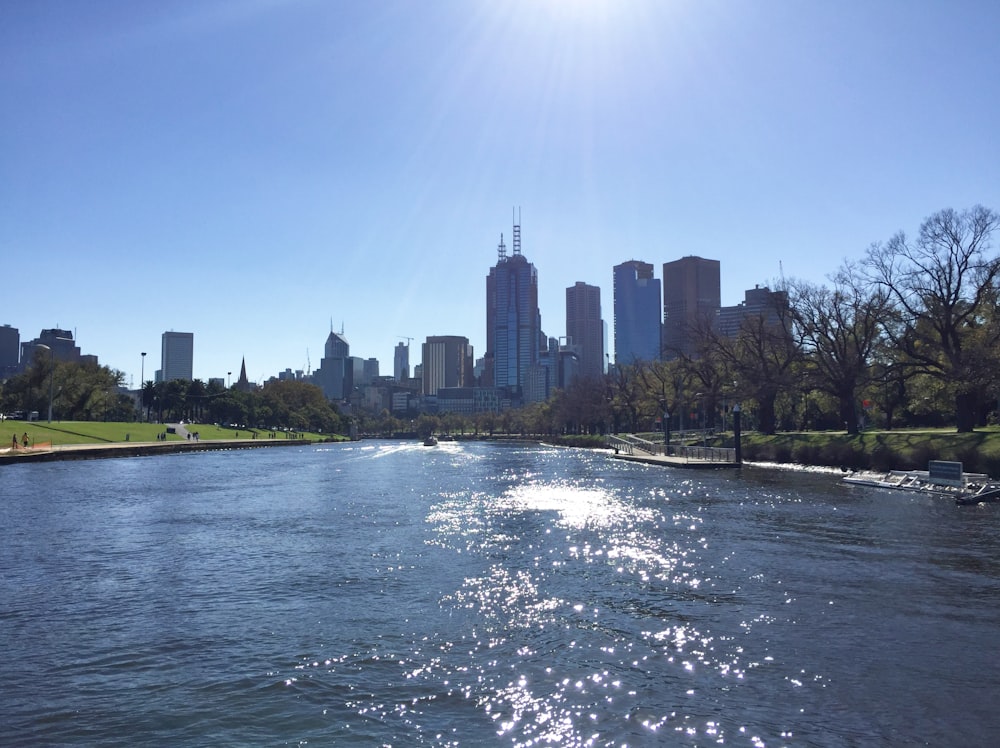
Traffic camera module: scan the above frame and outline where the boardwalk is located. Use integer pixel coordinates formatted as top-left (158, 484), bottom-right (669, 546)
top-left (608, 434), bottom-right (740, 469)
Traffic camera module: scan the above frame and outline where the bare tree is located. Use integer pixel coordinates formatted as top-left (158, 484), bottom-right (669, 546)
top-left (710, 290), bottom-right (802, 435)
top-left (791, 263), bottom-right (891, 434)
top-left (864, 205), bottom-right (1000, 432)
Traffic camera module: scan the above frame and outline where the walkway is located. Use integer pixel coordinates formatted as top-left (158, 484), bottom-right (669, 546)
top-left (608, 434), bottom-right (740, 469)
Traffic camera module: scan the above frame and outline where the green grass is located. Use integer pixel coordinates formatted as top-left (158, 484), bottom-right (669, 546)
top-left (3, 420), bottom-right (338, 447)
top-left (635, 427), bottom-right (1000, 476)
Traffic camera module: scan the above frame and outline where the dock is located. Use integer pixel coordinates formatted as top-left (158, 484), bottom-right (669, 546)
top-left (608, 434), bottom-right (740, 469)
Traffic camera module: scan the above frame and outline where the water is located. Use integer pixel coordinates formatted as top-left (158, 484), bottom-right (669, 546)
top-left (2, 441), bottom-right (999, 746)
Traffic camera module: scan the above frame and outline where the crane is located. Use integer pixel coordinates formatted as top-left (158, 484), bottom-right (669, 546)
top-left (398, 336), bottom-right (413, 347)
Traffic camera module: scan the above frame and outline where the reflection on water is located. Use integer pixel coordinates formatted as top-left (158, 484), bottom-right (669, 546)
top-left (2, 441), bottom-right (1000, 745)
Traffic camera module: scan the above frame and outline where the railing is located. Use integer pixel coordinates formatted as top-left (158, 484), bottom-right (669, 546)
top-left (674, 445), bottom-right (736, 463)
top-left (608, 435), bottom-right (737, 464)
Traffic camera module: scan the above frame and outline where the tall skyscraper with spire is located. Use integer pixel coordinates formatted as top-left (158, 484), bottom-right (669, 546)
top-left (486, 212), bottom-right (541, 399)
top-left (613, 260), bottom-right (662, 364)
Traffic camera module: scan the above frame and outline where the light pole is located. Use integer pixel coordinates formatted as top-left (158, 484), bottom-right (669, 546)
top-left (140, 352), bottom-right (146, 422)
top-left (228, 371), bottom-right (232, 389)
top-left (35, 344), bottom-right (54, 422)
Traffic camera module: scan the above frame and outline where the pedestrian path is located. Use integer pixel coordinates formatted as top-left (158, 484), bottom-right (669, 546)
top-left (608, 434), bottom-right (740, 469)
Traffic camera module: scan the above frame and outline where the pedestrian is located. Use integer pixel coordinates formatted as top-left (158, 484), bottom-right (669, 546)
top-left (11, 434), bottom-right (17, 449)
top-left (22, 432), bottom-right (29, 449)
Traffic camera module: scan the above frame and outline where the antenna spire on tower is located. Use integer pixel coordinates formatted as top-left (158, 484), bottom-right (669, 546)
top-left (512, 206), bottom-right (522, 256)
top-left (497, 232), bottom-right (506, 261)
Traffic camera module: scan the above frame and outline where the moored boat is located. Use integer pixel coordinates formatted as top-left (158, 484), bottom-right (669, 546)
top-left (843, 460), bottom-right (999, 504)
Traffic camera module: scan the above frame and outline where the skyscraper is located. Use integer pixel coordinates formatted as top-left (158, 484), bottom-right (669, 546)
top-left (662, 256), bottom-right (720, 359)
top-left (486, 216), bottom-right (540, 399)
top-left (160, 331), bottom-right (194, 382)
top-left (394, 341), bottom-right (409, 381)
top-left (316, 329), bottom-right (350, 400)
top-left (718, 285), bottom-right (790, 338)
top-left (421, 335), bottom-right (473, 395)
top-left (613, 260), bottom-right (662, 364)
top-left (566, 281), bottom-right (604, 380)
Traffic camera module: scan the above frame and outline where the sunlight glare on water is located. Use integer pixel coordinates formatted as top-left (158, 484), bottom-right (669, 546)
top-left (3, 441), bottom-right (1000, 745)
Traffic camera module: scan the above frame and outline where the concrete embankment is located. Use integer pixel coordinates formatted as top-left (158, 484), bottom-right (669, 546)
top-left (0, 438), bottom-right (312, 464)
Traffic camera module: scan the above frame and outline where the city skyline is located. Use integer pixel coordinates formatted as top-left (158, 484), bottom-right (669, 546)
top-left (3, 1), bottom-right (998, 385)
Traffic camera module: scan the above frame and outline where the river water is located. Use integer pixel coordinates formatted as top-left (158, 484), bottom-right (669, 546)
top-left (2, 440), bottom-right (999, 746)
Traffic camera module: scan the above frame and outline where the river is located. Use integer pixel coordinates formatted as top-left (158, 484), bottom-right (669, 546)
top-left (2, 440), bottom-right (999, 746)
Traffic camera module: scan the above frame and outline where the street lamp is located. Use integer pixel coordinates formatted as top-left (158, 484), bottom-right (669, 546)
top-left (228, 371), bottom-right (232, 389)
top-left (659, 398), bottom-right (671, 455)
top-left (35, 344), bottom-right (54, 422)
top-left (140, 352), bottom-right (147, 422)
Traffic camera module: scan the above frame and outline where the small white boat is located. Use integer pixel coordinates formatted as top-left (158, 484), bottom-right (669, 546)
top-left (422, 435), bottom-right (438, 447)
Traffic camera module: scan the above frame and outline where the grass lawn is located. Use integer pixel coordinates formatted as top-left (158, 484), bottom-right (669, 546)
top-left (2, 420), bottom-right (337, 448)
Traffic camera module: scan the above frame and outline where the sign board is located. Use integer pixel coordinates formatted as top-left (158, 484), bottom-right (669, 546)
top-left (928, 460), bottom-right (963, 486)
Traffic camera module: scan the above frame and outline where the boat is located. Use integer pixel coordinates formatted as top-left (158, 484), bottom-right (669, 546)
top-left (422, 435), bottom-right (438, 447)
top-left (842, 460), bottom-right (999, 504)
top-left (955, 485), bottom-right (1000, 506)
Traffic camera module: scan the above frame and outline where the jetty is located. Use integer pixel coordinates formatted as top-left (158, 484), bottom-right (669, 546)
top-left (608, 434), bottom-right (740, 469)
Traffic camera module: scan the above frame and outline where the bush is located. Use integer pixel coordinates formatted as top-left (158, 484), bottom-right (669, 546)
top-left (792, 443), bottom-right (821, 465)
top-left (870, 442), bottom-right (898, 471)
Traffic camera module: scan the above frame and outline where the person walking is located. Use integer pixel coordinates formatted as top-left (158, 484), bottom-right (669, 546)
top-left (22, 432), bottom-right (29, 449)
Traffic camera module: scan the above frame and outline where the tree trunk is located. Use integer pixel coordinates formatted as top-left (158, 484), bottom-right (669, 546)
top-left (955, 391), bottom-right (977, 433)
top-left (840, 394), bottom-right (859, 434)
top-left (757, 395), bottom-right (777, 435)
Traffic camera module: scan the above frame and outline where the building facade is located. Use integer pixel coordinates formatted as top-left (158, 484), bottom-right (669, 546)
top-left (316, 330), bottom-right (351, 400)
top-left (421, 335), bottom-right (473, 396)
top-left (160, 331), bottom-right (194, 382)
top-left (718, 285), bottom-right (790, 338)
top-left (0, 324), bottom-right (19, 376)
top-left (566, 281), bottom-right (604, 380)
top-left (662, 256), bottom-right (720, 359)
top-left (613, 260), bottom-right (662, 364)
top-left (394, 341), bottom-right (409, 381)
top-left (486, 218), bottom-right (541, 401)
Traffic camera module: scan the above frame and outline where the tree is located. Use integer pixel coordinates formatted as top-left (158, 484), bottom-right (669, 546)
top-left (637, 359), bottom-right (690, 445)
top-left (791, 263), bottom-right (891, 434)
top-left (709, 290), bottom-right (802, 435)
top-left (864, 205), bottom-right (1000, 432)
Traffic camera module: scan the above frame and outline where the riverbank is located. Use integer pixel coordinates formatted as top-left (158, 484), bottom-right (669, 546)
top-left (0, 437), bottom-right (312, 464)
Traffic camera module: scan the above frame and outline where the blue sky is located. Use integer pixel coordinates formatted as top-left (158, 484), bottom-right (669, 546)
top-left (3, 0), bottom-right (998, 387)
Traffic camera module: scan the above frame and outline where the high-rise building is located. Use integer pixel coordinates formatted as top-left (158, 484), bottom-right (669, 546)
top-left (718, 285), bottom-right (790, 338)
top-left (486, 216), bottom-right (541, 400)
top-left (566, 281), bottom-right (604, 380)
top-left (316, 329), bottom-right (350, 400)
top-left (421, 335), bottom-right (473, 396)
top-left (20, 328), bottom-right (85, 368)
top-left (662, 256), bottom-right (720, 359)
top-left (0, 324), bottom-right (20, 375)
top-left (613, 260), bottom-right (662, 364)
top-left (394, 342), bottom-right (409, 381)
top-left (160, 331), bottom-right (193, 382)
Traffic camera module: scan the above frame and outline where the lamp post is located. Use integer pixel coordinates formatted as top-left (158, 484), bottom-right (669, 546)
top-left (228, 371), bottom-right (232, 389)
top-left (659, 399), bottom-right (671, 455)
top-left (36, 344), bottom-right (54, 422)
top-left (140, 352), bottom-right (146, 422)
top-left (733, 404), bottom-right (742, 465)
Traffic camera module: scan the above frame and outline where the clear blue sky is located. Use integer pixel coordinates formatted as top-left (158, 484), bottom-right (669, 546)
top-left (3, 0), bottom-right (998, 387)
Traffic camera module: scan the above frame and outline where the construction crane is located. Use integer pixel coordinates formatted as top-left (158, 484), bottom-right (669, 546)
top-left (397, 336), bottom-right (413, 347)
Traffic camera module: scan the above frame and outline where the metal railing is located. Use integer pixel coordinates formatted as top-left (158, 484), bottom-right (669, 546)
top-left (608, 434), bottom-right (736, 464)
